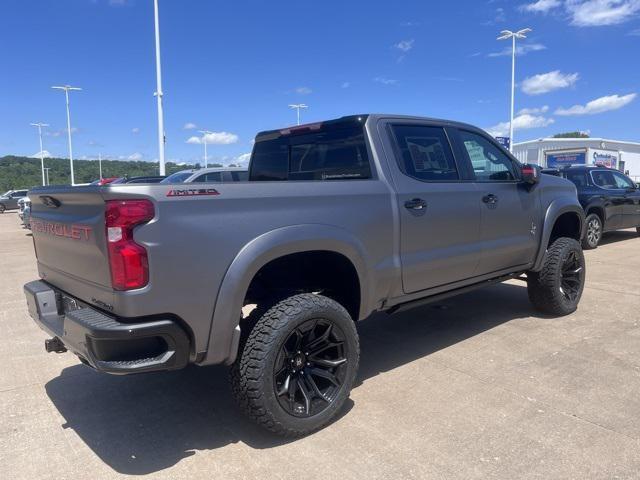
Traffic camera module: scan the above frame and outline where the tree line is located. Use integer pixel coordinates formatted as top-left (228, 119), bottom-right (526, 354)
top-left (0, 156), bottom-right (220, 191)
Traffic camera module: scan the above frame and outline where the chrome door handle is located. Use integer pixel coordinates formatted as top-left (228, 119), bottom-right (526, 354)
top-left (404, 198), bottom-right (427, 210)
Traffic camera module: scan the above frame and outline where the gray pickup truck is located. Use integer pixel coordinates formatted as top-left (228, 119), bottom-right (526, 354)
top-left (24, 114), bottom-right (585, 436)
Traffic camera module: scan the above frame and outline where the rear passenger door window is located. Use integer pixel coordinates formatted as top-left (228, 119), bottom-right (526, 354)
top-left (222, 171), bottom-right (248, 182)
top-left (390, 125), bottom-right (459, 181)
top-left (591, 171), bottom-right (617, 189)
top-left (194, 172), bottom-right (223, 183)
top-left (459, 130), bottom-right (517, 182)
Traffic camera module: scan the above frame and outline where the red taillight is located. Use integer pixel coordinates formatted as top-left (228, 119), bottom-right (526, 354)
top-left (105, 199), bottom-right (155, 291)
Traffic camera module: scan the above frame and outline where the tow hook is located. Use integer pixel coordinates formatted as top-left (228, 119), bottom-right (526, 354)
top-left (45, 337), bottom-right (67, 353)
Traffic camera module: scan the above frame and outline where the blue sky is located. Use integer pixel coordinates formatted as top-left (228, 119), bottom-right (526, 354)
top-left (0, 0), bottom-right (639, 165)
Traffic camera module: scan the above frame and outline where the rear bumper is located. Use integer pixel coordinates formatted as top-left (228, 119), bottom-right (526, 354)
top-left (24, 280), bottom-right (190, 375)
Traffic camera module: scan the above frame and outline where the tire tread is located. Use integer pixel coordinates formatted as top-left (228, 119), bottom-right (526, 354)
top-left (230, 293), bottom-right (358, 436)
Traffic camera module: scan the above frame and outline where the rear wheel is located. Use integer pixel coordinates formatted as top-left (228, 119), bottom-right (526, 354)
top-left (527, 237), bottom-right (585, 316)
top-left (582, 213), bottom-right (602, 249)
top-left (230, 293), bottom-right (359, 436)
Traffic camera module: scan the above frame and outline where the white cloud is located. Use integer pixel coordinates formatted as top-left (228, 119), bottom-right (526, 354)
top-left (485, 114), bottom-right (555, 137)
top-left (128, 152), bottom-right (143, 160)
top-left (233, 153), bottom-right (251, 166)
top-left (49, 127), bottom-right (78, 137)
top-left (555, 93), bottom-right (637, 115)
top-left (31, 150), bottom-right (52, 158)
top-left (521, 70), bottom-right (579, 95)
top-left (567, 0), bottom-right (640, 26)
top-left (108, 0), bottom-right (129, 6)
top-left (183, 122), bottom-right (197, 130)
top-left (341, 82), bottom-right (351, 89)
top-left (186, 131), bottom-right (239, 145)
top-left (488, 43), bottom-right (546, 57)
top-left (394, 39), bottom-right (415, 52)
top-left (295, 86), bottom-right (312, 95)
top-left (131, 127), bottom-right (140, 134)
top-left (520, 0), bottom-right (562, 13)
top-left (483, 7), bottom-right (507, 24)
top-left (518, 105), bottom-right (550, 115)
top-left (373, 76), bottom-right (398, 85)
top-left (628, 27), bottom-right (640, 34)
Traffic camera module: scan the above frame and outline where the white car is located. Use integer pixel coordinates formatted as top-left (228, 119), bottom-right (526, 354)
top-left (160, 167), bottom-right (248, 184)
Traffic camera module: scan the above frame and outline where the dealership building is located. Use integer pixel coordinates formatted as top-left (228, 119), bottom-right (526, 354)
top-left (512, 137), bottom-right (640, 181)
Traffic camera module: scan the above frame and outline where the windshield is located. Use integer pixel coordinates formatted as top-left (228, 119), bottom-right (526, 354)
top-left (1, 191), bottom-right (11, 197)
top-left (160, 171), bottom-right (193, 184)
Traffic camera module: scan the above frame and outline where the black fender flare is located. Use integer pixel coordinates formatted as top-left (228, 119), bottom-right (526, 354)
top-left (201, 224), bottom-right (373, 366)
top-left (531, 199), bottom-right (585, 271)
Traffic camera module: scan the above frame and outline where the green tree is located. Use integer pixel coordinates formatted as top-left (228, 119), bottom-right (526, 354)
top-left (0, 156), bottom-right (187, 192)
top-left (552, 131), bottom-right (590, 139)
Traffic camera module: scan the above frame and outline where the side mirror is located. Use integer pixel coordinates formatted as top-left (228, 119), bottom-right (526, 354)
top-left (521, 164), bottom-right (541, 186)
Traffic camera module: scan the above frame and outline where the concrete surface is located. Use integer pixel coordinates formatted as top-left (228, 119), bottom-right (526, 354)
top-left (1, 210), bottom-right (639, 479)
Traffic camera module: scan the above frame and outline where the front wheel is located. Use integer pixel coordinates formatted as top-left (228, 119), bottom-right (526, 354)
top-left (527, 237), bottom-right (586, 316)
top-left (230, 293), bottom-right (360, 436)
top-left (582, 213), bottom-right (602, 249)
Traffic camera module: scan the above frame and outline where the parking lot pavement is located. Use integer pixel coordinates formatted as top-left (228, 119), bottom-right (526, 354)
top-left (1, 211), bottom-right (640, 480)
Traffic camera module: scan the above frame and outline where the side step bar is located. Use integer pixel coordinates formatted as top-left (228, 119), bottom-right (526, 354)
top-left (387, 272), bottom-right (524, 315)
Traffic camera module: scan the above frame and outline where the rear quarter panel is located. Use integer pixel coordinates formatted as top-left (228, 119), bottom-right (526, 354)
top-left (104, 179), bottom-right (395, 358)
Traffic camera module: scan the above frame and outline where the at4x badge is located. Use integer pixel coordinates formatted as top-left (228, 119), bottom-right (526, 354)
top-left (166, 188), bottom-right (220, 197)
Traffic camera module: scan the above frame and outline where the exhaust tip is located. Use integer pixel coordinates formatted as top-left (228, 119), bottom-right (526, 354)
top-left (45, 337), bottom-right (67, 354)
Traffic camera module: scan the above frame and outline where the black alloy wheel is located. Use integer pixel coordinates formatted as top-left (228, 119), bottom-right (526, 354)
top-left (274, 319), bottom-right (348, 418)
top-left (559, 250), bottom-right (584, 302)
top-left (230, 293), bottom-right (359, 436)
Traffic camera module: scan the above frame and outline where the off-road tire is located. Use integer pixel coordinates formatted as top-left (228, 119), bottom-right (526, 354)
top-left (582, 213), bottom-right (602, 249)
top-left (527, 237), bottom-right (585, 316)
top-left (230, 293), bottom-right (359, 436)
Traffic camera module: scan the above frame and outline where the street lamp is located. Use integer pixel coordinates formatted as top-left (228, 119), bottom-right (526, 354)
top-left (288, 104), bottom-right (308, 126)
top-left (43, 168), bottom-right (51, 186)
top-left (198, 130), bottom-right (213, 168)
top-left (153, 0), bottom-right (166, 176)
top-left (497, 28), bottom-right (531, 152)
top-left (51, 85), bottom-right (82, 185)
top-left (30, 122), bottom-right (49, 186)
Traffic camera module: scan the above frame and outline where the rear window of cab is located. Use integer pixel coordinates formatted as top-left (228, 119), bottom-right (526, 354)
top-left (250, 127), bottom-right (371, 181)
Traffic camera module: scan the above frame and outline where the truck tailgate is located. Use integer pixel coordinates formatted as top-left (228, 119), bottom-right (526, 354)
top-left (29, 187), bottom-right (112, 289)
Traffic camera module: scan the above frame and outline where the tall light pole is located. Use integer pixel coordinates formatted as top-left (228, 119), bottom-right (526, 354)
top-left (198, 130), bottom-right (213, 168)
top-left (288, 104), bottom-right (308, 125)
top-left (497, 28), bottom-right (531, 152)
top-left (51, 85), bottom-right (82, 185)
top-left (98, 153), bottom-right (103, 179)
top-left (153, 0), bottom-right (166, 175)
top-left (43, 168), bottom-right (51, 186)
top-left (30, 122), bottom-right (49, 186)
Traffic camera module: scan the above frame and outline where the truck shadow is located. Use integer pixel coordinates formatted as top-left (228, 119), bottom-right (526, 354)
top-left (598, 229), bottom-right (638, 247)
top-left (45, 282), bottom-right (542, 475)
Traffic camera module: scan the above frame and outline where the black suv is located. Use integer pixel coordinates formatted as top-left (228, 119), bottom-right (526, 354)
top-left (546, 166), bottom-right (640, 249)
